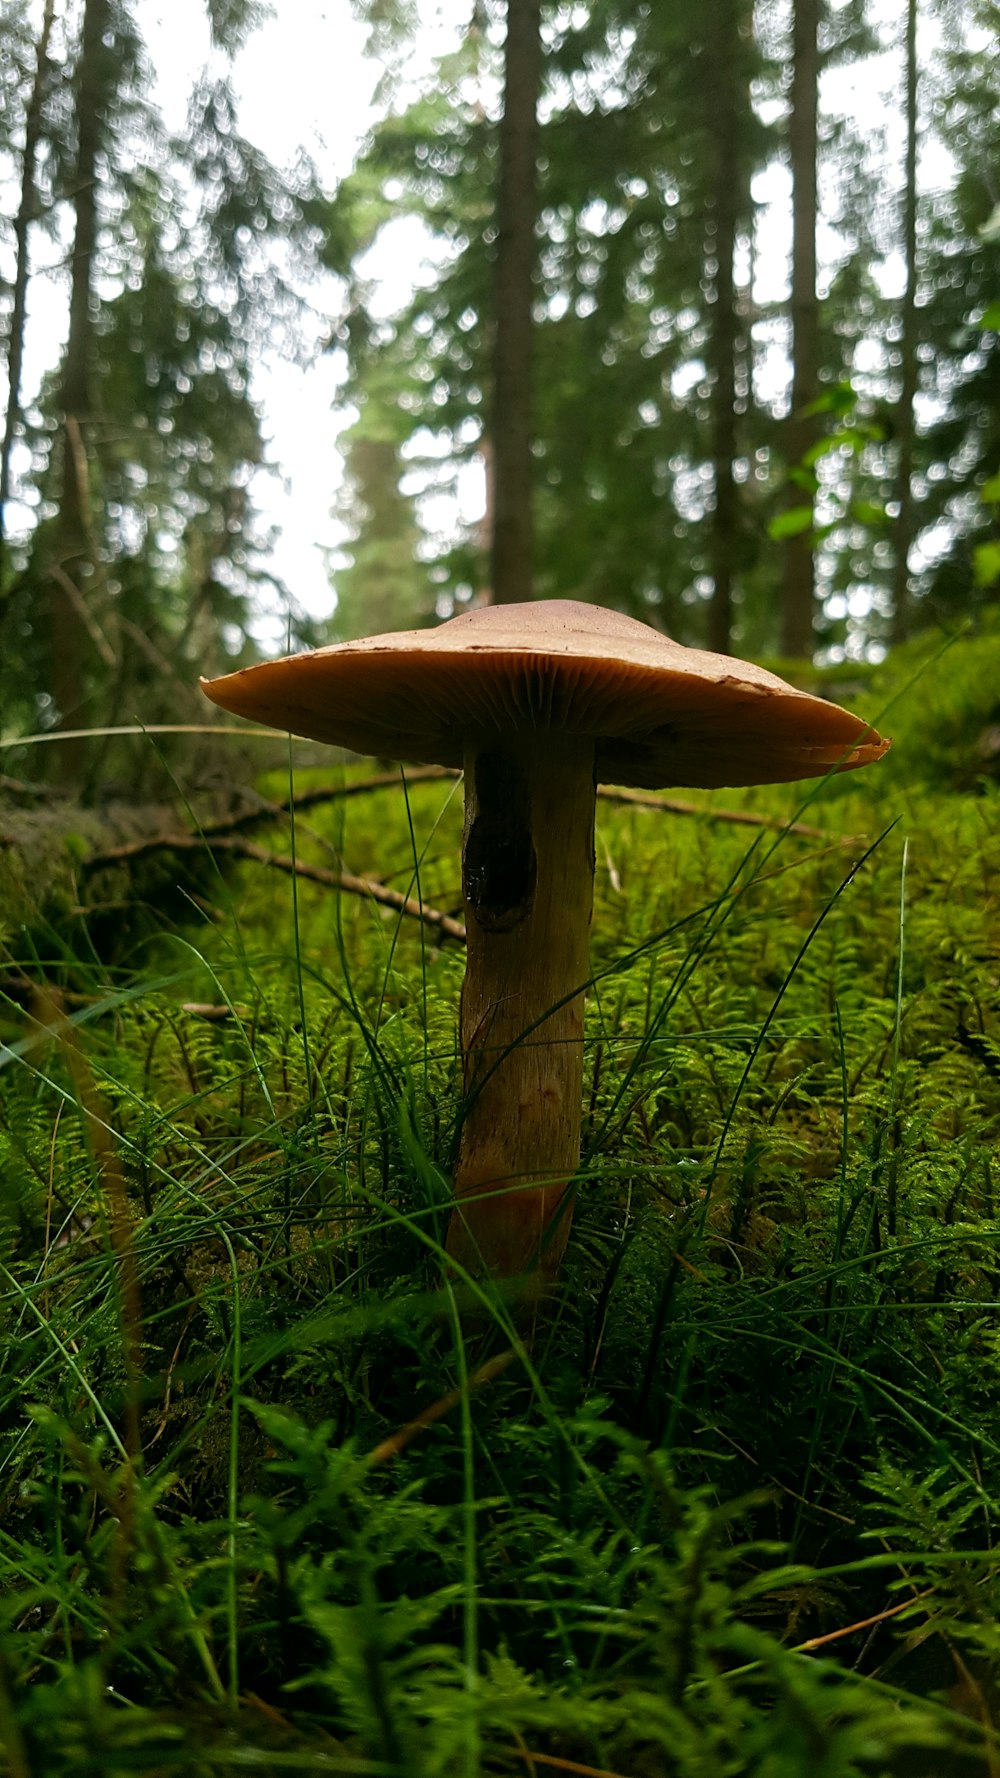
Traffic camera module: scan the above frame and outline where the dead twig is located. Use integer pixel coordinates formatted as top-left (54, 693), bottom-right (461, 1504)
top-left (48, 559), bottom-right (116, 669)
top-left (0, 773), bottom-right (59, 800)
top-left (178, 1001), bottom-right (248, 1021)
top-left (368, 1348), bottom-right (516, 1465)
top-left (599, 783), bottom-right (855, 842)
top-left (510, 1751), bottom-right (639, 1778)
top-left (792, 1585), bottom-right (937, 1653)
top-left (86, 830), bottom-right (467, 942)
top-left (1, 975), bottom-right (99, 1009)
top-left (202, 768), bottom-right (850, 845)
top-left (202, 764), bottom-right (458, 836)
top-left (0, 741), bottom-right (856, 847)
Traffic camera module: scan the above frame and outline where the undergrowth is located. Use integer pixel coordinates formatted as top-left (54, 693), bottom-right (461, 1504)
top-left (1, 723), bottom-right (999, 1775)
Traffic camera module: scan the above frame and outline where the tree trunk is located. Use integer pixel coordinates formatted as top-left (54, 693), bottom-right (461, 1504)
top-left (891, 0), bottom-right (919, 646)
top-left (0, 0), bottom-right (57, 579)
top-left (490, 0), bottom-right (542, 606)
top-left (781, 0), bottom-right (820, 659)
top-left (707, 0), bottom-right (745, 658)
top-left (50, 0), bottom-right (109, 779)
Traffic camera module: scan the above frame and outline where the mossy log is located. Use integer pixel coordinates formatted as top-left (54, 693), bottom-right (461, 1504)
top-left (0, 797), bottom-right (224, 951)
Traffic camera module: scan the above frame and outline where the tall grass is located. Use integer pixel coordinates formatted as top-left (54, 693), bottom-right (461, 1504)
top-left (1, 738), bottom-right (999, 1775)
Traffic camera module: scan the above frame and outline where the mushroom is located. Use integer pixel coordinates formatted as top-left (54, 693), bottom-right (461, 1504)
top-left (201, 599), bottom-right (889, 1282)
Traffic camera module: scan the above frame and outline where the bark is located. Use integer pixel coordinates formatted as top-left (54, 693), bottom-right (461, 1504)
top-left (0, 0), bottom-right (57, 575)
top-left (891, 0), bottom-right (919, 646)
top-left (447, 736), bottom-right (596, 1281)
top-left (707, 0), bottom-right (744, 658)
top-left (50, 0), bottom-right (109, 775)
top-left (781, 0), bottom-right (820, 659)
top-left (489, 0), bottom-right (542, 605)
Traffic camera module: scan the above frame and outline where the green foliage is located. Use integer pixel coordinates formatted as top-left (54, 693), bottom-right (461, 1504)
top-left (863, 614), bottom-right (1000, 788)
top-left (1, 743), bottom-right (999, 1771)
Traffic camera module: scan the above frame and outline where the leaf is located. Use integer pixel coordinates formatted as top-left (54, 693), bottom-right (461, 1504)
top-left (973, 541), bottom-right (1000, 589)
top-left (788, 466), bottom-right (819, 496)
top-left (981, 472), bottom-right (1000, 504)
top-left (768, 505), bottom-right (815, 541)
top-left (804, 425), bottom-right (880, 468)
top-left (850, 500), bottom-right (889, 529)
top-left (803, 382), bottom-right (856, 419)
top-left (981, 301), bottom-right (1000, 330)
top-left (802, 435), bottom-right (843, 468)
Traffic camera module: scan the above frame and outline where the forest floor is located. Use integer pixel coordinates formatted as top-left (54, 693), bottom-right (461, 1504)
top-left (2, 629), bottom-right (1000, 1777)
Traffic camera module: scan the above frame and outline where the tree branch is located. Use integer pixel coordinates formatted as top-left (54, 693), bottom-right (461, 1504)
top-left (85, 830), bottom-right (467, 942)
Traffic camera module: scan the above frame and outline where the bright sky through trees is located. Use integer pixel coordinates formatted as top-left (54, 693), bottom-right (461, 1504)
top-left (3, 0), bottom-right (473, 640)
top-left (0, 0), bottom-right (968, 643)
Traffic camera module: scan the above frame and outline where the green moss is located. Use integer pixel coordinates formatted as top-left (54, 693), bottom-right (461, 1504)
top-left (1, 746), bottom-right (998, 1774)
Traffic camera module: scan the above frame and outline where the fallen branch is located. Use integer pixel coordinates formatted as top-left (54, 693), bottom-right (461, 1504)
top-left (0, 773), bottom-right (60, 801)
top-left (202, 764), bottom-right (457, 836)
top-left (87, 830), bottom-right (467, 943)
top-left (1, 760), bottom-right (850, 846)
top-left (368, 1348), bottom-right (516, 1465)
top-left (598, 783), bottom-right (853, 841)
top-left (49, 559), bottom-right (117, 669)
top-left (0, 977), bottom-right (252, 1022)
top-left (206, 770), bottom-right (849, 844)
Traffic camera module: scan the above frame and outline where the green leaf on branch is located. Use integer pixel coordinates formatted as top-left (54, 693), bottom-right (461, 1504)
top-left (973, 542), bottom-right (1000, 588)
top-left (789, 466), bottom-right (820, 495)
top-left (768, 505), bottom-right (815, 540)
top-left (850, 500), bottom-right (889, 528)
top-left (804, 382), bottom-right (856, 419)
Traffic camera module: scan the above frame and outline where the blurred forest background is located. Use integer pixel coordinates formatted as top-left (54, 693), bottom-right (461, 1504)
top-left (0, 0), bottom-right (998, 783)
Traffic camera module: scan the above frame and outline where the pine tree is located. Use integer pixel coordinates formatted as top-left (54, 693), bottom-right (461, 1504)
top-left (0, 0), bottom-right (332, 781)
top-left (781, 0), bottom-right (820, 658)
top-left (335, 0), bottom-right (773, 646)
top-left (490, 0), bottom-right (542, 605)
top-left (915, 0), bottom-right (1000, 620)
top-left (890, 0), bottom-right (920, 643)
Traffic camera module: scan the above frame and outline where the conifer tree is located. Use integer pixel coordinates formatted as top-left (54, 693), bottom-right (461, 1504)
top-left (0, 0), bottom-right (331, 779)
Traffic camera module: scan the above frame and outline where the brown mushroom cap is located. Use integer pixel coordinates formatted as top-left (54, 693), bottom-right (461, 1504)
top-left (201, 599), bottom-right (889, 790)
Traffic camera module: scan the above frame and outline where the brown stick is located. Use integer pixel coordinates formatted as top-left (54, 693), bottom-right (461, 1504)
top-left (232, 772), bottom-right (845, 843)
top-left (86, 830), bottom-right (466, 942)
top-left (204, 769), bottom-right (846, 844)
top-left (792, 1586), bottom-right (937, 1655)
top-left (598, 784), bottom-right (850, 841)
top-left (511, 1751), bottom-right (637, 1778)
top-left (368, 1347), bottom-right (515, 1466)
top-left (49, 559), bottom-right (116, 668)
top-left (1, 745), bottom-right (849, 845)
top-left (201, 764), bottom-right (458, 837)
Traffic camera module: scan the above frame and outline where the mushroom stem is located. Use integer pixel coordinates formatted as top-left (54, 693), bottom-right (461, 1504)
top-left (446, 734), bottom-right (596, 1280)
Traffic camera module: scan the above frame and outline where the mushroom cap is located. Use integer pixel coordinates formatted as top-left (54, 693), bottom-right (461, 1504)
top-left (201, 599), bottom-right (889, 790)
